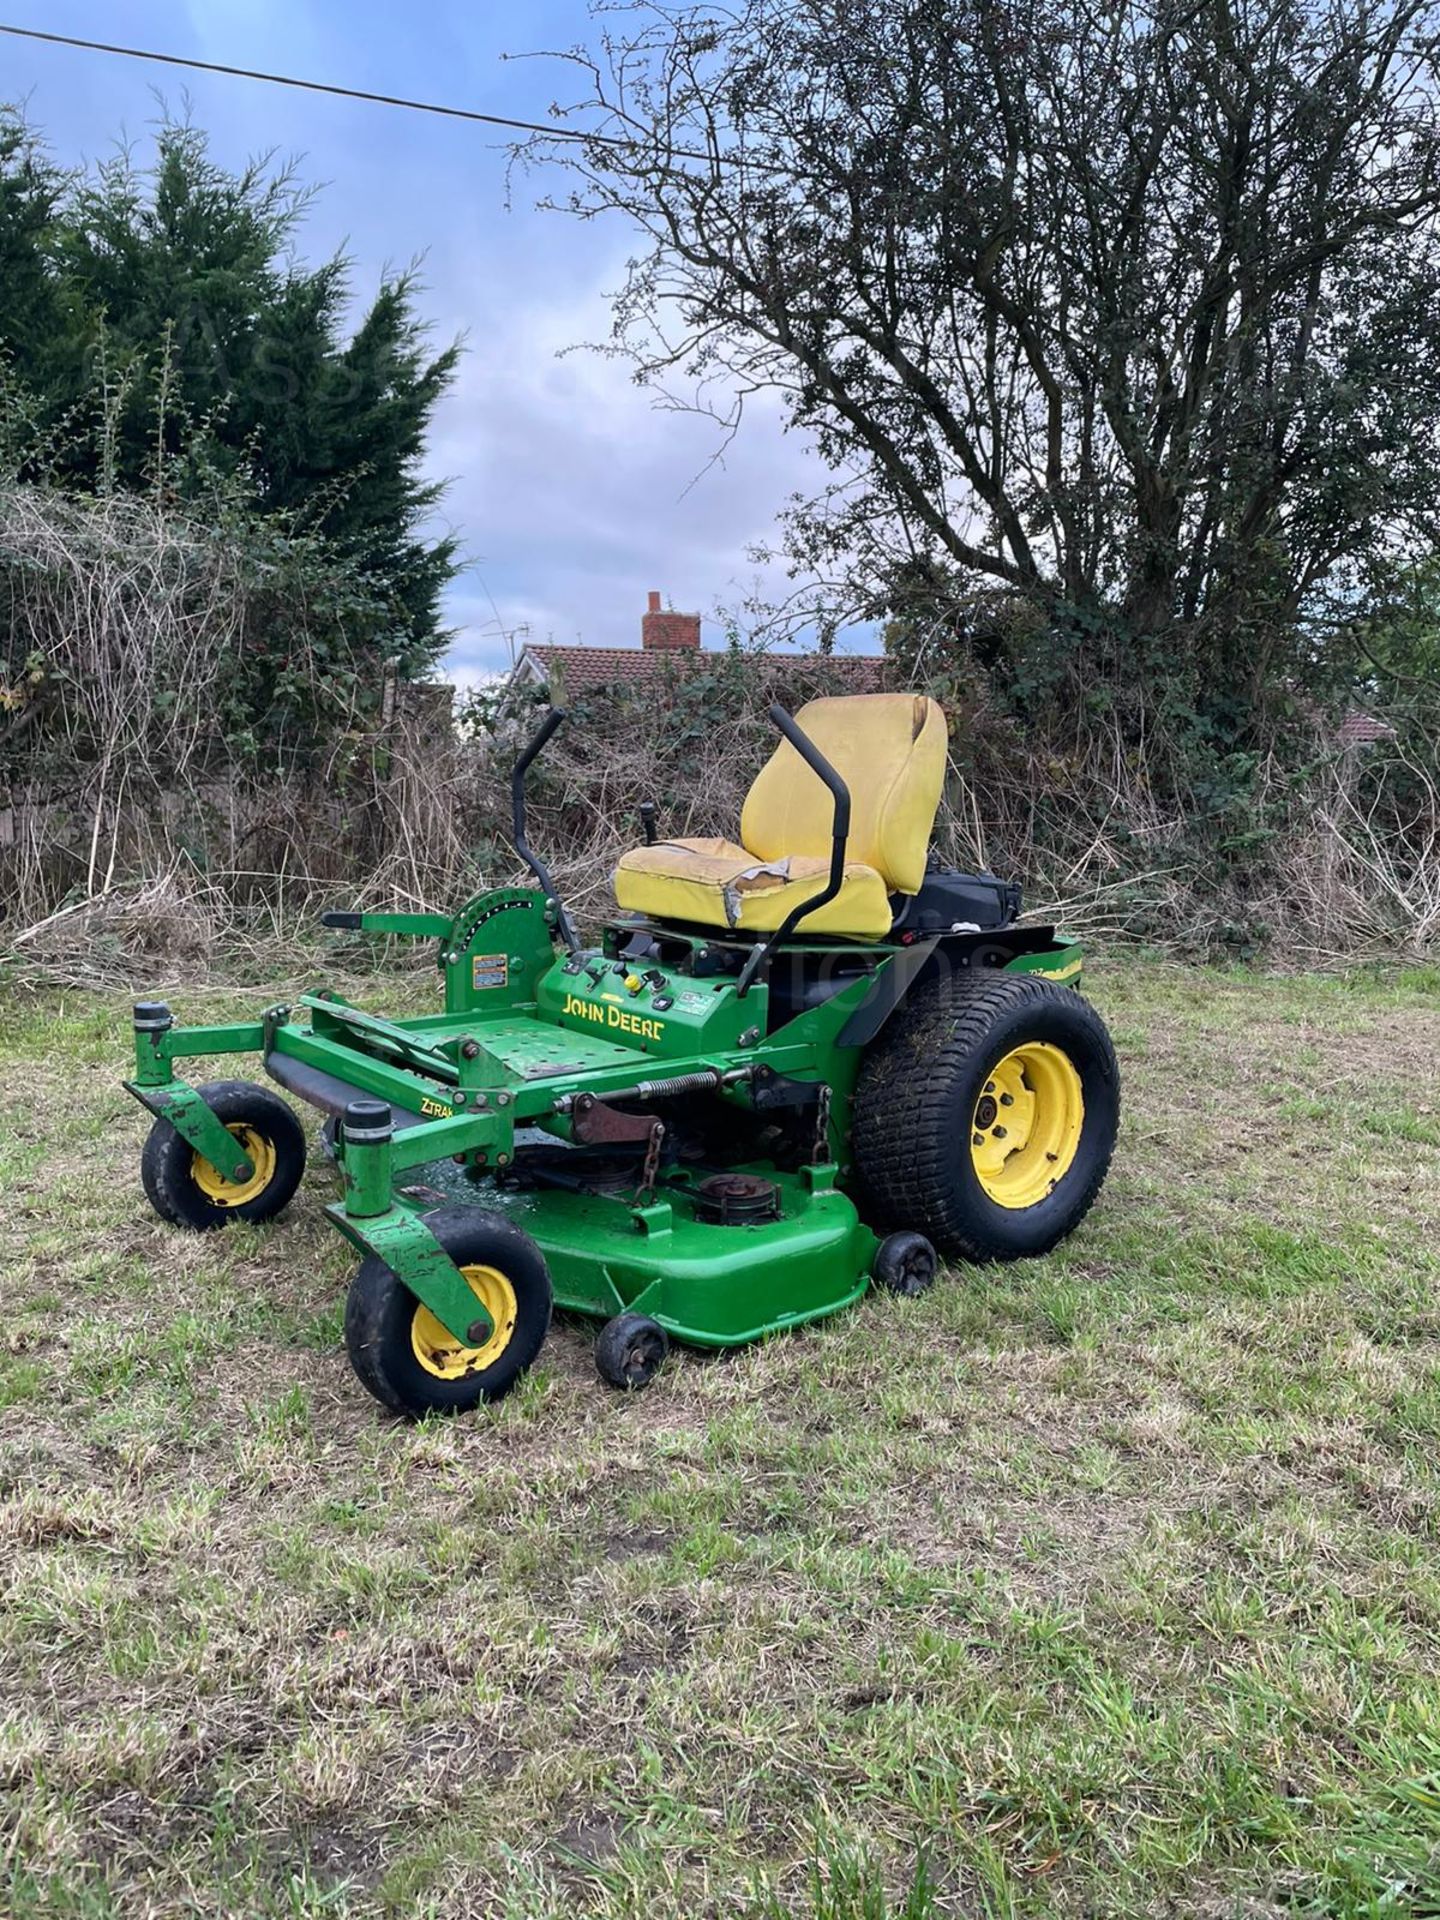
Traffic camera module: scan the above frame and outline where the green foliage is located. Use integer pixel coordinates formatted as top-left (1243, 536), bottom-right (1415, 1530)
top-left (0, 116), bottom-right (82, 411)
top-left (0, 107), bottom-right (458, 682)
top-left (750, 1842), bottom-right (940, 1918)
top-left (1354, 556), bottom-right (1440, 709)
top-left (536, 0), bottom-right (1440, 947)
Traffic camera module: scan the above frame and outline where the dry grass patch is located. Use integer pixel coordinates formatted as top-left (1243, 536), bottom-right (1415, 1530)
top-left (1, 957), bottom-right (1439, 1916)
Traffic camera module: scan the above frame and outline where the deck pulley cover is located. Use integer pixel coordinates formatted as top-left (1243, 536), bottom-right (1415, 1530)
top-left (693, 1172), bottom-right (782, 1225)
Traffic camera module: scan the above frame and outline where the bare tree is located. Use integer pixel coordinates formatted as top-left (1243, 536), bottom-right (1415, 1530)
top-left (528, 0), bottom-right (1440, 711)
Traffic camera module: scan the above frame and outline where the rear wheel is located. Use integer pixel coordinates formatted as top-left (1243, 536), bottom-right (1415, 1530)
top-left (344, 1208), bottom-right (552, 1418)
top-left (140, 1080), bottom-right (307, 1231)
top-left (851, 974), bottom-right (1119, 1261)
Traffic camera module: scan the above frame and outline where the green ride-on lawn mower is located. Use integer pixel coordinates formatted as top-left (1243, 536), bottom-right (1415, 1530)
top-left (125, 692), bottom-right (1120, 1416)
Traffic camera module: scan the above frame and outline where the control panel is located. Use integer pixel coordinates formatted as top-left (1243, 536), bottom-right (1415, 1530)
top-left (535, 950), bottom-right (759, 1057)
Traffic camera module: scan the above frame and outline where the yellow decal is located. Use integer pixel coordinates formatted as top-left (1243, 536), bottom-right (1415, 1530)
top-left (562, 993), bottom-right (666, 1043)
top-left (1031, 958), bottom-right (1083, 983)
top-left (420, 1097), bottom-right (453, 1118)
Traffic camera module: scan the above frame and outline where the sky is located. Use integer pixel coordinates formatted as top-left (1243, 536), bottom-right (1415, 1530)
top-left (1, 1), bottom-right (867, 683)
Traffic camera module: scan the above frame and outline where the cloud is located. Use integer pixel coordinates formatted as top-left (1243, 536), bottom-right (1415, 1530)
top-left (3, 0), bottom-right (877, 687)
top-left (426, 251), bottom-right (840, 673)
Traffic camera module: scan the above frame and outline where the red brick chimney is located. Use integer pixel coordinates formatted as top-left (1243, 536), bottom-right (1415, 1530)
top-left (641, 589), bottom-right (701, 651)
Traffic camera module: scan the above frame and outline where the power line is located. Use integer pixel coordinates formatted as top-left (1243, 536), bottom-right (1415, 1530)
top-left (0, 21), bottom-right (606, 144)
top-left (0, 20), bottom-right (780, 177)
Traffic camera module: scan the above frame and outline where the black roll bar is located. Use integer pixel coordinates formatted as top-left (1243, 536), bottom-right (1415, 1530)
top-left (512, 707), bottom-right (581, 957)
top-left (736, 703), bottom-right (852, 997)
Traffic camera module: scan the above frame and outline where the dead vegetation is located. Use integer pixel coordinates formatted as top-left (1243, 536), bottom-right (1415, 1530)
top-left (4, 486), bottom-right (1437, 981)
top-left (6, 683), bottom-right (1435, 990)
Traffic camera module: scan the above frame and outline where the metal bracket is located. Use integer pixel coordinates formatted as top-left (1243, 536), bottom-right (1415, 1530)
top-left (749, 1066), bottom-right (826, 1113)
top-left (570, 1093), bottom-right (661, 1147)
top-left (454, 1032), bottom-right (525, 1096)
top-left (325, 1202), bottom-right (495, 1348)
top-left (122, 1080), bottom-right (255, 1184)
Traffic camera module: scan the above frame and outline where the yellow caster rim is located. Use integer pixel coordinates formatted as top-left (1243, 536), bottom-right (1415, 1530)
top-left (411, 1265), bottom-right (518, 1379)
top-left (191, 1124), bottom-right (277, 1207)
top-left (970, 1043), bottom-right (1085, 1210)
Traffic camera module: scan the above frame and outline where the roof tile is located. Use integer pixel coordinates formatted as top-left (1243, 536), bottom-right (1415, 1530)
top-left (520, 645), bottom-right (888, 697)
top-left (1336, 710), bottom-right (1398, 746)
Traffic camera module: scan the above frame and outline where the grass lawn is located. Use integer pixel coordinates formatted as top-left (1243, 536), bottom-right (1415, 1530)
top-left (2, 955), bottom-right (1439, 1918)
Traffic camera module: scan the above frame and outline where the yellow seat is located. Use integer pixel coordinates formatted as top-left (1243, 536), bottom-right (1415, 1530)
top-left (613, 693), bottom-right (948, 941)
top-left (613, 835), bottom-right (897, 938)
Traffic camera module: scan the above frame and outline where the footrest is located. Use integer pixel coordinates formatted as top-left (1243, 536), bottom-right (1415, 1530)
top-left (298, 994), bottom-right (459, 1084)
top-left (265, 1052), bottom-right (431, 1128)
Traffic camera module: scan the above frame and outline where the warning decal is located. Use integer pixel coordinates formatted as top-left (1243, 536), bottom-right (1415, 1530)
top-left (471, 953), bottom-right (509, 991)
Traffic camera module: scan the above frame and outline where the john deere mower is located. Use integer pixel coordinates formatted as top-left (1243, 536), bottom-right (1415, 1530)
top-left (125, 693), bottom-right (1119, 1415)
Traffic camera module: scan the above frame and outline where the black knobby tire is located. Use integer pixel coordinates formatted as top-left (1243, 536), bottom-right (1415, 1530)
top-left (344, 1207), bottom-right (552, 1419)
top-left (851, 973), bottom-right (1119, 1262)
top-left (594, 1313), bottom-right (669, 1391)
top-left (140, 1079), bottom-right (307, 1231)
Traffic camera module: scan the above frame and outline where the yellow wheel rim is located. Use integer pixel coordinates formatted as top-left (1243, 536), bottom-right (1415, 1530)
top-left (410, 1265), bottom-right (518, 1379)
top-left (191, 1123), bottom-right (277, 1207)
top-left (970, 1043), bottom-right (1085, 1210)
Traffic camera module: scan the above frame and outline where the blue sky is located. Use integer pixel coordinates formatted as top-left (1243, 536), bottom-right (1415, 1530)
top-left (2, 2), bottom-right (862, 680)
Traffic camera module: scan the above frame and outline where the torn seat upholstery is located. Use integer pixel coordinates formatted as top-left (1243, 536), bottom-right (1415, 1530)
top-left (613, 693), bottom-right (948, 941)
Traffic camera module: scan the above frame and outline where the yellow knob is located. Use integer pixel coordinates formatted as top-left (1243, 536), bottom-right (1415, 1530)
top-left (624, 973), bottom-right (643, 992)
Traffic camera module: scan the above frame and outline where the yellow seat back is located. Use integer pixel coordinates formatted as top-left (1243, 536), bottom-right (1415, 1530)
top-left (740, 693), bottom-right (947, 896)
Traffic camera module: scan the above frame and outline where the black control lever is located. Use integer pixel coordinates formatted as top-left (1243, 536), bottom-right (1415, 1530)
top-left (639, 801), bottom-right (658, 846)
top-left (512, 708), bottom-right (581, 957)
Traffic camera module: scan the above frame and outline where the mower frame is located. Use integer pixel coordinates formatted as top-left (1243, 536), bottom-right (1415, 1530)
top-left (125, 704), bottom-right (1086, 1366)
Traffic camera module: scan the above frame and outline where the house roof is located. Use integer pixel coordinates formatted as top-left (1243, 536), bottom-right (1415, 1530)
top-left (1336, 710), bottom-right (1399, 746)
top-left (515, 644), bottom-right (889, 698)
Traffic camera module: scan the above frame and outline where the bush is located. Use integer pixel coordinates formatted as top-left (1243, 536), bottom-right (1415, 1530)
top-left (0, 482), bottom-right (462, 943)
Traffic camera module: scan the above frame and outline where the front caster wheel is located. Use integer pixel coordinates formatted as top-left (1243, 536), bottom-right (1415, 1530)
top-left (595, 1313), bottom-right (669, 1391)
top-left (140, 1080), bottom-right (307, 1231)
top-left (344, 1207), bottom-right (552, 1419)
top-left (872, 1231), bottom-right (938, 1295)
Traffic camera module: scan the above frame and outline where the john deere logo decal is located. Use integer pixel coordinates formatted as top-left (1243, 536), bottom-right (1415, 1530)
top-left (561, 993), bottom-right (665, 1042)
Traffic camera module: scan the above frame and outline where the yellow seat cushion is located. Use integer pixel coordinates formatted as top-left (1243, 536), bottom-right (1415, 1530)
top-left (612, 693), bottom-right (949, 941)
top-left (742, 693), bottom-right (947, 895)
top-left (613, 838), bottom-right (894, 939)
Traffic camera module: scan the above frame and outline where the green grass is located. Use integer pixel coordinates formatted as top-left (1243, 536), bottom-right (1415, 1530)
top-left (2, 957), bottom-right (1439, 1916)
